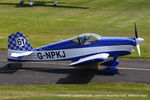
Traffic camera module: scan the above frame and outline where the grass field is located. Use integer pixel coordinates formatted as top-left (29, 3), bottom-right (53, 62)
top-left (0, 1), bottom-right (150, 100)
top-left (0, 0), bottom-right (150, 58)
top-left (0, 82), bottom-right (149, 100)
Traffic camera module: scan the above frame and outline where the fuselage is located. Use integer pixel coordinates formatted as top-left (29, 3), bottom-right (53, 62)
top-left (8, 35), bottom-right (137, 62)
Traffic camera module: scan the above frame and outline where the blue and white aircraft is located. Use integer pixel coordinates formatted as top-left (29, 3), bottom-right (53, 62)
top-left (7, 25), bottom-right (144, 75)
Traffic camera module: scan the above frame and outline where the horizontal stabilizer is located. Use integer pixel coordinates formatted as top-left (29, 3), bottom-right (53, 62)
top-left (11, 51), bottom-right (33, 58)
top-left (69, 53), bottom-right (109, 66)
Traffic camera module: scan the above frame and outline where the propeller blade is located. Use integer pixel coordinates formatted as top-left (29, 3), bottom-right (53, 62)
top-left (136, 43), bottom-right (141, 57)
top-left (134, 24), bottom-right (144, 57)
top-left (135, 23), bottom-right (138, 38)
top-left (136, 38), bottom-right (144, 57)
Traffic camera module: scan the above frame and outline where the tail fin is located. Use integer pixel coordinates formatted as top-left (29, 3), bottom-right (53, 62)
top-left (8, 32), bottom-right (33, 51)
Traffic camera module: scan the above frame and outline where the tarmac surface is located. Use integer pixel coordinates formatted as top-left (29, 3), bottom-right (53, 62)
top-left (0, 52), bottom-right (150, 85)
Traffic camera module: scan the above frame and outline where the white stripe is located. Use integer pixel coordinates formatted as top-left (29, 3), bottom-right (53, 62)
top-left (8, 45), bottom-right (134, 61)
top-left (11, 51), bottom-right (33, 57)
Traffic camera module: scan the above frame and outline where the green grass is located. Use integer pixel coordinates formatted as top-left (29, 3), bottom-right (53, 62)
top-left (0, 82), bottom-right (149, 100)
top-left (0, 0), bottom-right (150, 58)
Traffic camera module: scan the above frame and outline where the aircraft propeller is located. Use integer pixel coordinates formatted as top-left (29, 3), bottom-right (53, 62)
top-left (134, 24), bottom-right (144, 57)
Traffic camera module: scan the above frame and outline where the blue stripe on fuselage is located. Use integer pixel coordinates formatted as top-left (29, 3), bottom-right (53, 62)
top-left (33, 37), bottom-right (136, 51)
top-left (100, 37), bottom-right (136, 46)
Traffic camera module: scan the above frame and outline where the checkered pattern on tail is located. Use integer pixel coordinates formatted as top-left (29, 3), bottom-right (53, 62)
top-left (8, 32), bottom-right (33, 51)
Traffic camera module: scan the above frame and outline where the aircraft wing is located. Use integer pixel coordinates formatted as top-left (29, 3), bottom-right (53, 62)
top-left (11, 51), bottom-right (33, 58)
top-left (69, 53), bottom-right (109, 66)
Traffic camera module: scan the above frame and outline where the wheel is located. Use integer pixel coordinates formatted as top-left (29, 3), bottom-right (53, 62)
top-left (20, 0), bottom-right (24, 5)
top-left (29, 2), bottom-right (34, 6)
top-left (99, 66), bottom-right (118, 75)
top-left (53, 1), bottom-right (58, 7)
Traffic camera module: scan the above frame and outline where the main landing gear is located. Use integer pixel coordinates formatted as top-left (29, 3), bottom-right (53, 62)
top-left (99, 56), bottom-right (119, 75)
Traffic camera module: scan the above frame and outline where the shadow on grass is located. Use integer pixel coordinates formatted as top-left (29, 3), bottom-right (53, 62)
top-left (0, 63), bottom-right (22, 74)
top-left (0, 2), bottom-right (89, 9)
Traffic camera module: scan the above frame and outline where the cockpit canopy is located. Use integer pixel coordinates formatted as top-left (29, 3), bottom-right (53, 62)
top-left (71, 33), bottom-right (101, 45)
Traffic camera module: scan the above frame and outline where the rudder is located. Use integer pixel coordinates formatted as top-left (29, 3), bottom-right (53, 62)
top-left (8, 32), bottom-right (33, 51)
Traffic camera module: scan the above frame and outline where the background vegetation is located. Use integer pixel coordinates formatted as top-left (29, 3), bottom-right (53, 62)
top-left (0, 0), bottom-right (150, 58)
